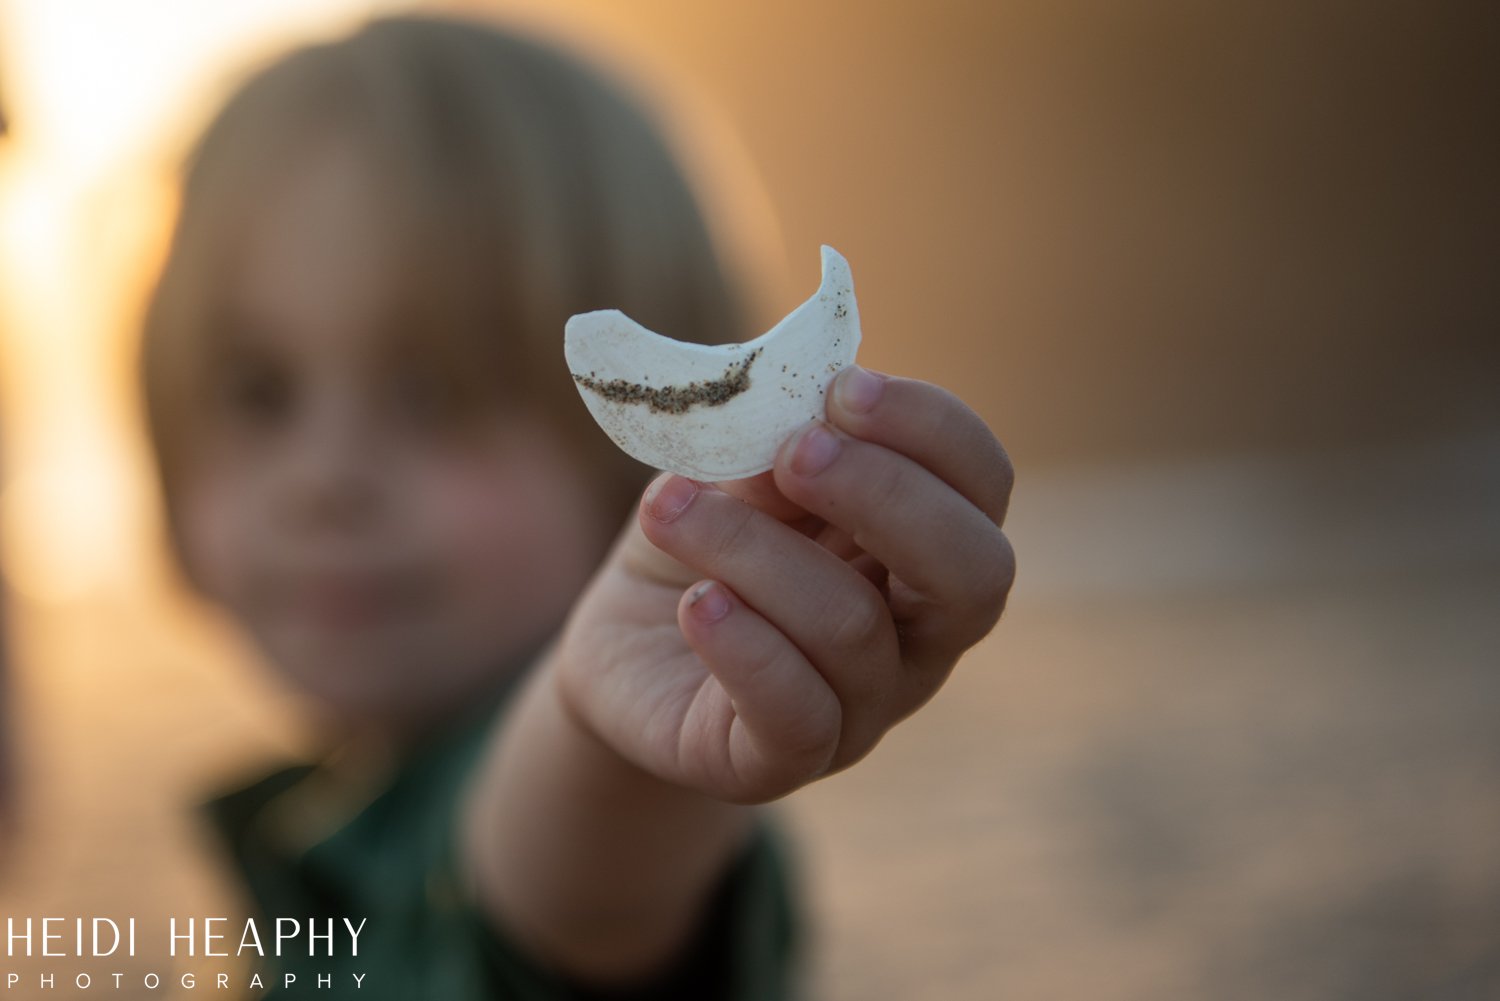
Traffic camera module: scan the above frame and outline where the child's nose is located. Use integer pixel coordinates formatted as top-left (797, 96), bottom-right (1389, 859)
top-left (275, 393), bottom-right (385, 528)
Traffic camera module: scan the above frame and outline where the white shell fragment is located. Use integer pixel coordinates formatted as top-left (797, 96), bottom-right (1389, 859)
top-left (564, 245), bottom-right (861, 481)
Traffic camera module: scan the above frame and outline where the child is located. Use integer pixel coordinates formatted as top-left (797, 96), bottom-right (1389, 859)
top-left (140, 13), bottom-right (1014, 999)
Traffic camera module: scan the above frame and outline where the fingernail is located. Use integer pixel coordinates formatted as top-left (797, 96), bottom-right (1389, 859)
top-left (790, 422), bottom-right (842, 477)
top-left (688, 581), bottom-right (731, 623)
top-left (836, 366), bottom-right (885, 414)
top-left (644, 475), bottom-right (699, 522)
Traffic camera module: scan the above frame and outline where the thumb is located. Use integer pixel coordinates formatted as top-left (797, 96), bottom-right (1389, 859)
top-left (608, 474), bottom-right (702, 589)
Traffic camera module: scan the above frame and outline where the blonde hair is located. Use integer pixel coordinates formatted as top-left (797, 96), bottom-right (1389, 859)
top-left (142, 13), bottom-right (748, 534)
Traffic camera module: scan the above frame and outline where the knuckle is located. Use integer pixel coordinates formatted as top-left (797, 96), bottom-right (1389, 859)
top-left (956, 425), bottom-right (1013, 525)
top-left (927, 384), bottom-right (972, 429)
top-left (825, 728), bottom-right (886, 775)
top-left (724, 785), bottom-right (783, 807)
top-left (926, 389), bottom-right (1012, 523)
top-left (702, 496), bottom-right (758, 565)
top-left (921, 383), bottom-right (980, 444)
top-left (967, 531), bottom-right (1016, 627)
top-left (730, 706), bottom-right (840, 805)
top-left (780, 698), bottom-right (842, 772)
top-left (989, 442), bottom-right (1015, 511)
top-left (862, 457), bottom-right (912, 523)
top-left (824, 584), bottom-right (891, 658)
top-left (934, 529), bottom-right (1014, 651)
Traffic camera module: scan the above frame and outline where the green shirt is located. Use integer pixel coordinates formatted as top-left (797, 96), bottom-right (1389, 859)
top-left (205, 698), bottom-right (799, 999)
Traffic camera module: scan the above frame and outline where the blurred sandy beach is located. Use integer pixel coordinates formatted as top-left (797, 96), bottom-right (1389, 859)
top-left (789, 435), bottom-right (1500, 999)
top-left (5, 431), bottom-right (1498, 999)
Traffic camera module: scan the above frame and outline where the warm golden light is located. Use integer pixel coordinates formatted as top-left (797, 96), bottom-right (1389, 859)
top-left (2, 0), bottom-right (394, 176)
top-left (0, 0), bottom-right (403, 608)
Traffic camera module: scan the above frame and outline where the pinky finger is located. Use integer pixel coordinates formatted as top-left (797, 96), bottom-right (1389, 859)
top-left (678, 581), bottom-right (842, 801)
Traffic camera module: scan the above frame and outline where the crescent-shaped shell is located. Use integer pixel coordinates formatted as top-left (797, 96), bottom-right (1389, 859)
top-left (564, 245), bottom-right (862, 481)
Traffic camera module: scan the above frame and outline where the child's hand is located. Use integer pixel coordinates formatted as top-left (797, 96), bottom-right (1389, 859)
top-left (552, 366), bottom-right (1014, 803)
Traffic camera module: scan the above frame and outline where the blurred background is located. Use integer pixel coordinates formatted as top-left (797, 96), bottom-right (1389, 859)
top-left (1, 1), bottom-right (1497, 998)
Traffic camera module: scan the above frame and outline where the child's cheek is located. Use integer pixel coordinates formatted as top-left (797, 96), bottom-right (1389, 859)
top-left (176, 470), bottom-right (254, 603)
top-left (413, 442), bottom-right (603, 609)
top-left (421, 459), bottom-right (558, 565)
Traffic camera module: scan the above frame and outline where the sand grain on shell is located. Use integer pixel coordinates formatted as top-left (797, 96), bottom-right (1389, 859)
top-left (572, 348), bottom-right (762, 415)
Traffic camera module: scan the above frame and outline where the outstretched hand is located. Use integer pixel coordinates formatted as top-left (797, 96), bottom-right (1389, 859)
top-left (552, 365), bottom-right (1015, 803)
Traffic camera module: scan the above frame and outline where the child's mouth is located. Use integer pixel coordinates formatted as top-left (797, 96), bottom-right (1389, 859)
top-left (287, 573), bottom-right (416, 632)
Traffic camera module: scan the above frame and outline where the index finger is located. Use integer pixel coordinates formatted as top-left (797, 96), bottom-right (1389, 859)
top-left (714, 470), bottom-right (809, 524)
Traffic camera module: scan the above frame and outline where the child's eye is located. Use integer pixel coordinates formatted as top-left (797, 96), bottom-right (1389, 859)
top-left (220, 358), bottom-right (295, 428)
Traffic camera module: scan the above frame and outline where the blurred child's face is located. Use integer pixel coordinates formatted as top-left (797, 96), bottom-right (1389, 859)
top-left (176, 137), bottom-right (608, 735)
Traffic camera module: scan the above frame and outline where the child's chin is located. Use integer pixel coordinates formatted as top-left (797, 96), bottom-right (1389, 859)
top-left (266, 637), bottom-right (489, 735)
top-left (293, 674), bottom-right (451, 738)
top-left (264, 638), bottom-right (420, 709)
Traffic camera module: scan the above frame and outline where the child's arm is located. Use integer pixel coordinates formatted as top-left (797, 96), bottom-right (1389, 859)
top-left (464, 366), bottom-right (1015, 986)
